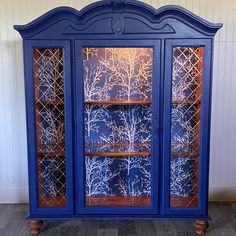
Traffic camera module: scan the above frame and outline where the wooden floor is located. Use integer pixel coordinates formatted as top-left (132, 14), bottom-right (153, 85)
top-left (0, 202), bottom-right (236, 236)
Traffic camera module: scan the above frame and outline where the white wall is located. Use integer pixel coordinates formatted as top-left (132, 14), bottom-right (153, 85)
top-left (0, 0), bottom-right (235, 203)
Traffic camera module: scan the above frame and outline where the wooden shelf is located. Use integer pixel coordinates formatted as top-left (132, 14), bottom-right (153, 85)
top-left (85, 142), bottom-right (151, 157)
top-left (86, 196), bottom-right (151, 206)
top-left (85, 100), bottom-right (151, 105)
top-left (39, 196), bottom-right (66, 207)
top-left (86, 151), bottom-right (151, 157)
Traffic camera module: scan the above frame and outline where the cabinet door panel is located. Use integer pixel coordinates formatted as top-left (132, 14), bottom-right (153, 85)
top-left (75, 40), bottom-right (161, 215)
top-left (163, 39), bottom-right (212, 216)
top-left (25, 41), bottom-right (73, 215)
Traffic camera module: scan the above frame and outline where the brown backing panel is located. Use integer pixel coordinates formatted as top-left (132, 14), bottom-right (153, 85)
top-left (86, 196), bottom-right (151, 206)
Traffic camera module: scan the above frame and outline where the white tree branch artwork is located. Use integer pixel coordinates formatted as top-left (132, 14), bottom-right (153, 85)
top-left (86, 156), bottom-right (120, 196)
top-left (40, 109), bottom-right (64, 152)
top-left (83, 62), bottom-right (109, 101)
top-left (100, 48), bottom-right (152, 100)
top-left (116, 156), bottom-right (151, 196)
top-left (41, 157), bottom-right (66, 198)
top-left (172, 47), bottom-right (202, 102)
top-left (83, 47), bottom-right (98, 61)
top-left (41, 158), bottom-right (60, 197)
top-left (83, 48), bottom-right (153, 197)
top-left (100, 105), bottom-right (151, 144)
top-left (36, 49), bottom-right (64, 101)
top-left (171, 105), bottom-right (197, 152)
top-left (83, 48), bottom-right (115, 101)
top-left (170, 157), bottom-right (195, 197)
top-left (84, 105), bottom-right (110, 137)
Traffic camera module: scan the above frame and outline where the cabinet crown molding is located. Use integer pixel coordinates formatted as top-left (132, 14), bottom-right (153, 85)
top-left (14, 0), bottom-right (222, 39)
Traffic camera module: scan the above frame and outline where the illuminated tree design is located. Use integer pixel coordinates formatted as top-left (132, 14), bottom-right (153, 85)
top-left (83, 47), bottom-right (98, 61)
top-left (85, 105), bottom-right (152, 197)
top-left (171, 105), bottom-right (197, 152)
top-left (85, 156), bottom-right (151, 197)
top-left (83, 48), bottom-right (153, 197)
top-left (83, 63), bottom-right (105, 101)
top-left (40, 109), bottom-right (64, 152)
top-left (36, 49), bottom-right (64, 101)
top-left (85, 156), bottom-right (120, 196)
top-left (100, 105), bottom-right (151, 144)
top-left (42, 159), bottom-right (58, 196)
top-left (34, 48), bottom-right (66, 207)
top-left (100, 48), bottom-right (152, 100)
top-left (170, 157), bottom-right (195, 196)
top-left (116, 156), bottom-right (151, 196)
top-left (172, 47), bottom-right (202, 101)
top-left (84, 105), bottom-right (110, 137)
top-left (83, 48), bottom-right (115, 101)
top-left (170, 47), bottom-right (202, 199)
top-left (41, 157), bottom-right (66, 197)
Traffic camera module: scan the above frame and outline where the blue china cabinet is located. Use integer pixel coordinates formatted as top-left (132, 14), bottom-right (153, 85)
top-left (14, 0), bottom-right (222, 235)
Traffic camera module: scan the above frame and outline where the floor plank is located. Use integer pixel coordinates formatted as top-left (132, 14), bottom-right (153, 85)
top-left (153, 220), bottom-right (177, 236)
top-left (98, 228), bottom-right (118, 236)
top-left (0, 203), bottom-right (235, 236)
top-left (117, 220), bottom-right (136, 236)
top-left (135, 220), bottom-right (156, 236)
top-left (78, 220), bottom-right (98, 236)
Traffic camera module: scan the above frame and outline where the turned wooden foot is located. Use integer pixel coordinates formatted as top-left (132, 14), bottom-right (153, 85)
top-left (28, 220), bottom-right (43, 235)
top-left (193, 220), bottom-right (209, 235)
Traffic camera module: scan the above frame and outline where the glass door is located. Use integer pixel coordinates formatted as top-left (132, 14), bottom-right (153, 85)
top-left (25, 40), bottom-right (73, 215)
top-left (76, 41), bottom-right (160, 214)
top-left (163, 39), bottom-right (212, 215)
top-left (34, 47), bottom-right (67, 208)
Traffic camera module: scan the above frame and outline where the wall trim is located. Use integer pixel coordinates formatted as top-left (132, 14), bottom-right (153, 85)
top-left (0, 186), bottom-right (28, 203)
top-left (209, 185), bottom-right (236, 201)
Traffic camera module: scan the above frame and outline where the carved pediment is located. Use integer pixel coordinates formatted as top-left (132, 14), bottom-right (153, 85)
top-left (62, 14), bottom-right (175, 35)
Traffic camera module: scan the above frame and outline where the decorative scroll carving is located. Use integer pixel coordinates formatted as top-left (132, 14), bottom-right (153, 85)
top-left (111, 0), bottom-right (125, 12)
top-left (112, 17), bottom-right (124, 34)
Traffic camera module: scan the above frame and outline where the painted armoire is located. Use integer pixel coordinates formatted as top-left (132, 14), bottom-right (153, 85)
top-left (14, 0), bottom-right (222, 235)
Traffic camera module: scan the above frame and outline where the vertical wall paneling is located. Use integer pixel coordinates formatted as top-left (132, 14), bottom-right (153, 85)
top-left (0, 0), bottom-right (235, 203)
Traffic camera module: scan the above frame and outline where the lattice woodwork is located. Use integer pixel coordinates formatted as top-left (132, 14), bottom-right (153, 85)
top-left (34, 48), bottom-right (66, 207)
top-left (170, 47), bottom-right (204, 208)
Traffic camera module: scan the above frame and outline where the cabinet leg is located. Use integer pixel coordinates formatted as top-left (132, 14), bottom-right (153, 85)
top-left (28, 220), bottom-right (43, 235)
top-left (193, 220), bottom-right (209, 235)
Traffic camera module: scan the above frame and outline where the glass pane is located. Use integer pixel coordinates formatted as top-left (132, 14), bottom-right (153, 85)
top-left (83, 48), bottom-right (153, 206)
top-left (34, 48), bottom-right (66, 207)
top-left (170, 47), bottom-right (203, 208)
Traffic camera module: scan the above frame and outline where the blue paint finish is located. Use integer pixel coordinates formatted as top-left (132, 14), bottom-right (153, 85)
top-left (14, 0), bottom-right (222, 221)
top-left (26, 213), bottom-right (211, 221)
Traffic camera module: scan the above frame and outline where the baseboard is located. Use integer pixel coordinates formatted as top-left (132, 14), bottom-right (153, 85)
top-left (0, 185), bottom-right (235, 203)
top-left (0, 186), bottom-right (28, 203)
top-left (209, 185), bottom-right (236, 201)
